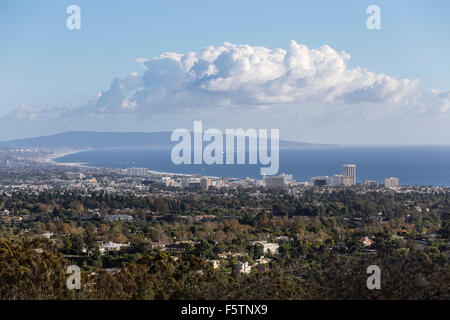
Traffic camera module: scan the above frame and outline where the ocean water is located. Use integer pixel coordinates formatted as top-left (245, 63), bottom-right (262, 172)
top-left (55, 146), bottom-right (450, 186)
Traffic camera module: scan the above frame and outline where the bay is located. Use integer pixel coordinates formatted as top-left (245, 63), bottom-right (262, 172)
top-left (55, 146), bottom-right (450, 187)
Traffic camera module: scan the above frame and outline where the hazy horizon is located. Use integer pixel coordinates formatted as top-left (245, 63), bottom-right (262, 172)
top-left (1, 1), bottom-right (449, 144)
top-left (3, 129), bottom-right (450, 147)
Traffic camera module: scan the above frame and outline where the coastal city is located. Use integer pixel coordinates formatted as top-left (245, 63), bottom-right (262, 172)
top-left (0, 145), bottom-right (448, 300)
top-left (0, 147), bottom-right (417, 195)
top-left (1, 0), bottom-right (449, 311)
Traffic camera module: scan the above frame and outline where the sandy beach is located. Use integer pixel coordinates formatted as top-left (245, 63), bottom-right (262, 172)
top-left (38, 149), bottom-right (89, 167)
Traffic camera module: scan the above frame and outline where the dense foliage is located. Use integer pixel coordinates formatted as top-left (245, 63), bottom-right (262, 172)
top-left (0, 188), bottom-right (448, 299)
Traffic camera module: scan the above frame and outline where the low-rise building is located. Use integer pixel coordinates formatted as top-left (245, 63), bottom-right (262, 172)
top-left (360, 236), bottom-right (374, 247)
top-left (234, 261), bottom-right (251, 274)
top-left (200, 177), bottom-right (211, 190)
top-left (311, 176), bottom-right (332, 186)
top-left (40, 232), bottom-right (54, 239)
top-left (264, 174), bottom-right (293, 188)
top-left (255, 256), bottom-right (271, 265)
top-left (104, 214), bottom-right (133, 222)
top-left (209, 260), bottom-right (221, 269)
top-left (99, 241), bottom-right (130, 254)
top-left (364, 179), bottom-right (378, 187)
top-left (66, 172), bottom-right (85, 180)
top-left (251, 241), bottom-right (279, 254)
top-left (217, 251), bottom-right (243, 259)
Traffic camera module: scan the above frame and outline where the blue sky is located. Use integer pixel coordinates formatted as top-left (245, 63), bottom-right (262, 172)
top-left (0, 0), bottom-right (449, 143)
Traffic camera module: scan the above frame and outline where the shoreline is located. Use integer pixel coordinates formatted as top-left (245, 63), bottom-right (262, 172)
top-left (44, 148), bottom-right (199, 178)
top-left (40, 148), bottom-right (450, 187)
top-left (39, 149), bottom-right (89, 167)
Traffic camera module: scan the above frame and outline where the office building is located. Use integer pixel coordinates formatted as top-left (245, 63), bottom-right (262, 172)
top-left (264, 174), bottom-right (293, 188)
top-left (311, 176), bottom-right (332, 186)
top-left (331, 174), bottom-right (343, 186)
top-left (200, 177), bottom-right (211, 190)
top-left (364, 179), bottom-right (378, 187)
top-left (385, 177), bottom-right (399, 188)
top-left (127, 167), bottom-right (148, 177)
top-left (0, 159), bottom-right (11, 168)
top-left (66, 172), bottom-right (85, 180)
top-left (342, 164), bottom-right (356, 185)
top-left (341, 176), bottom-right (354, 186)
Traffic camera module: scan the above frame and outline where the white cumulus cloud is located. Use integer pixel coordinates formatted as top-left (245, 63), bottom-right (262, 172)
top-left (2, 41), bottom-right (449, 137)
top-left (72, 40), bottom-right (425, 115)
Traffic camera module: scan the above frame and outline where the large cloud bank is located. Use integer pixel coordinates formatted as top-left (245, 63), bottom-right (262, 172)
top-left (86, 40), bottom-right (423, 114)
top-left (1, 41), bottom-right (449, 142)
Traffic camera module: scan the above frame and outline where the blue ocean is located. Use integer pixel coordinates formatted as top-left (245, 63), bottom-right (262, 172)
top-left (55, 146), bottom-right (450, 187)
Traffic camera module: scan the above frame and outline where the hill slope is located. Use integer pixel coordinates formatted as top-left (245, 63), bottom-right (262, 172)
top-left (0, 131), bottom-right (335, 149)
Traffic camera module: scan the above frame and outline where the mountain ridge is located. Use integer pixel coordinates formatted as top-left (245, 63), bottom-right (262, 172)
top-left (0, 131), bottom-right (336, 149)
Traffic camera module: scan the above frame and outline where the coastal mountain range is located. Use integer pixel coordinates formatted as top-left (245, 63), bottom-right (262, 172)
top-left (0, 131), bottom-right (335, 149)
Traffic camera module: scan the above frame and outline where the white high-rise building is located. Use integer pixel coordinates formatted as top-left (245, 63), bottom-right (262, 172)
top-left (342, 164), bottom-right (356, 185)
top-left (127, 167), bottom-right (148, 177)
top-left (384, 177), bottom-right (399, 188)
